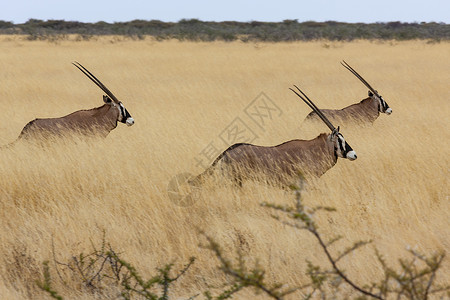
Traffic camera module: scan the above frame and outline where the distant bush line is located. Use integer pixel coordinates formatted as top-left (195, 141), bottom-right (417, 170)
top-left (0, 19), bottom-right (449, 42)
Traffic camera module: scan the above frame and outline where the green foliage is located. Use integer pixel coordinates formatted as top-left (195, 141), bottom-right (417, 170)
top-left (259, 180), bottom-right (449, 299)
top-left (37, 233), bottom-right (196, 299)
top-left (1, 19), bottom-right (449, 41)
top-left (36, 261), bottom-right (63, 300)
top-left (373, 248), bottom-right (447, 299)
top-left (35, 182), bottom-right (448, 299)
top-left (200, 179), bottom-right (449, 299)
top-left (201, 231), bottom-right (301, 300)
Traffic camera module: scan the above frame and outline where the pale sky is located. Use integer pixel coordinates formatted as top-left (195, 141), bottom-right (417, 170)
top-left (1, 0), bottom-right (449, 24)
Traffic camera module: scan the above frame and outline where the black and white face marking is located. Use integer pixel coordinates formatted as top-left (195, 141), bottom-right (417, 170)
top-left (103, 95), bottom-right (134, 126)
top-left (117, 102), bottom-right (134, 126)
top-left (369, 91), bottom-right (392, 115)
top-left (331, 129), bottom-right (357, 161)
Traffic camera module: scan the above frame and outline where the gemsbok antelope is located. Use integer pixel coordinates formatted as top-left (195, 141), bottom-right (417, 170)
top-left (191, 85), bottom-right (357, 187)
top-left (304, 61), bottom-right (392, 126)
top-left (6, 62), bottom-right (134, 145)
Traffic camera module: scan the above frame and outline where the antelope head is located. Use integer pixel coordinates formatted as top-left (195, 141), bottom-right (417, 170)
top-left (73, 62), bottom-right (135, 126)
top-left (341, 60), bottom-right (392, 115)
top-left (290, 85), bottom-right (357, 161)
top-left (330, 126), bottom-right (357, 160)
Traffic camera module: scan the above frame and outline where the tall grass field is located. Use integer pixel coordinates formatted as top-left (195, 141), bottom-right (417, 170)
top-left (0, 36), bottom-right (448, 299)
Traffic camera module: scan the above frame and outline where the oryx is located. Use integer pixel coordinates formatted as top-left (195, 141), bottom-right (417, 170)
top-left (304, 61), bottom-right (392, 126)
top-left (191, 86), bottom-right (357, 187)
top-left (8, 62), bottom-right (134, 144)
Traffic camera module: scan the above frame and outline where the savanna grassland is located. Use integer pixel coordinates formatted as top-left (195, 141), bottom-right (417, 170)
top-left (0, 36), bottom-right (449, 299)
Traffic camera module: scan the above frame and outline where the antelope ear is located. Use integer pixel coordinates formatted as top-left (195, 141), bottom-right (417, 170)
top-left (332, 128), bottom-right (338, 136)
top-left (368, 91), bottom-right (374, 97)
top-left (103, 95), bottom-right (112, 103)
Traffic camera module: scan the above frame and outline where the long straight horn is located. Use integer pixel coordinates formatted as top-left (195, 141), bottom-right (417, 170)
top-left (72, 62), bottom-right (121, 103)
top-left (289, 85), bottom-right (335, 131)
top-left (341, 60), bottom-right (378, 96)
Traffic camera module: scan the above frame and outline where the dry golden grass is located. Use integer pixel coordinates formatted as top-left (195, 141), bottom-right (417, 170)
top-left (0, 36), bottom-right (449, 299)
